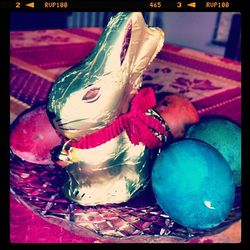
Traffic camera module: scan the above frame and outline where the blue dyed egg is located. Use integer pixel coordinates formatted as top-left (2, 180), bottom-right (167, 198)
top-left (186, 116), bottom-right (241, 186)
top-left (151, 139), bottom-right (235, 230)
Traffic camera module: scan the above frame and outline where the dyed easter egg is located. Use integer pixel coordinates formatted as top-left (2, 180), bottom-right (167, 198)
top-left (155, 94), bottom-right (199, 139)
top-left (10, 105), bottom-right (62, 165)
top-left (185, 116), bottom-right (241, 186)
top-left (151, 139), bottom-right (235, 230)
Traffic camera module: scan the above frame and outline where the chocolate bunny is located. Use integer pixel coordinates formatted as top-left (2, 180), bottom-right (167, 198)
top-left (47, 12), bottom-right (169, 205)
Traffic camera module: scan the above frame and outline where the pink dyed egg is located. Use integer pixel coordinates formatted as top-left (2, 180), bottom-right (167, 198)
top-left (10, 105), bottom-right (62, 165)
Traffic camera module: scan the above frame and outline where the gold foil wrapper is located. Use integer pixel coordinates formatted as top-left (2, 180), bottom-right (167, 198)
top-left (60, 110), bottom-right (168, 206)
top-left (47, 12), bottom-right (166, 205)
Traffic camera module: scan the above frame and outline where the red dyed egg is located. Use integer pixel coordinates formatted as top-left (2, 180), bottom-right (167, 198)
top-left (156, 94), bottom-right (199, 139)
top-left (10, 105), bottom-right (62, 165)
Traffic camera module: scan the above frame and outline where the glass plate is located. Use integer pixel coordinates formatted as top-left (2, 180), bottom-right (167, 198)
top-left (10, 151), bottom-right (241, 242)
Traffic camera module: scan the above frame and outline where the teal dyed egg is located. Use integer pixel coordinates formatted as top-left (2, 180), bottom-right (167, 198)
top-left (186, 116), bottom-right (241, 186)
top-left (151, 139), bottom-right (235, 230)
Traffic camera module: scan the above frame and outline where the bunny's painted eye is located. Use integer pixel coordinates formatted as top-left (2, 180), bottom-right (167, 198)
top-left (82, 86), bottom-right (101, 103)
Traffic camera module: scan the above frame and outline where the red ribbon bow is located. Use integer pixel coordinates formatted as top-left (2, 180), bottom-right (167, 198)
top-left (66, 87), bottom-right (168, 149)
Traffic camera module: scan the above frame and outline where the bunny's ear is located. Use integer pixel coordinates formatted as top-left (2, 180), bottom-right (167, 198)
top-left (91, 12), bottom-right (164, 84)
top-left (121, 12), bottom-right (165, 89)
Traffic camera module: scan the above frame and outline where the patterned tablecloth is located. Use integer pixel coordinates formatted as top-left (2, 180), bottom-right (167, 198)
top-left (10, 28), bottom-right (241, 243)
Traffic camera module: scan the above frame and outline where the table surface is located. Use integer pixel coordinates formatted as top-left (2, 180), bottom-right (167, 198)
top-left (10, 28), bottom-right (241, 243)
